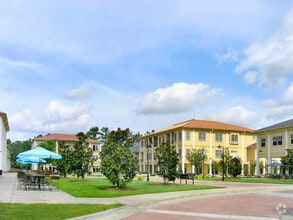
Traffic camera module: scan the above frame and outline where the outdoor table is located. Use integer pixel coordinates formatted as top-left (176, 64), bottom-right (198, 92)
top-left (25, 173), bottom-right (46, 190)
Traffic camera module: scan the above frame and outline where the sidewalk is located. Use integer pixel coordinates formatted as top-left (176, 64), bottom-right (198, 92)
top-left (1, 172), bottom-right (292, 220)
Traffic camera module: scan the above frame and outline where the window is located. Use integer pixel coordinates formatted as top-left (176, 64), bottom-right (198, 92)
top-left (92, 166), bottom-right (99, 172)
top-left (93, 144), bottom-right (99, 152)
top-left (261, 138), bottom-right (266, 147)
top-left (92, 155), bottom-right (98, 160)
top-left (273, 136), bottom-right (282, 146)
top-left (216, 133), bottom-right (222, 142)
top-left (215, 150), bottom-right (222, 158)
top-left (291, 134), bottom-right (293, 144)
top-left (186, 149), bottom-right (190, 157)
top-left (199, 149), bottom-right (206, 156)
top-left (186, 132), bottom-right (190, 141)
top-left (231, 151), bottom-right (237, 158)
top-left (199, 132), bottom-right (206, 141)
top-left (231, 134), bottom-right (238, 143)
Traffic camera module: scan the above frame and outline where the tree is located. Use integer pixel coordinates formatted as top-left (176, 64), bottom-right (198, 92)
top-left (56, 141), bottom-right (72, 177)
top-left (99, 128), bottom-right (138, 188)
top-left (68, 132), bottom-right (94, 179)
top-left (281, 149), bottom-right (293, 176)
top-left (186, 149), bottom-right (207, 176)
top-left (156, 143), bottom-right (179, 183)
top-left (228, 157), bottom-right (242, 177)
top-left (218, 146), bottom-right (230, 181)
top-left (8, 139), bottom-right (33, 168)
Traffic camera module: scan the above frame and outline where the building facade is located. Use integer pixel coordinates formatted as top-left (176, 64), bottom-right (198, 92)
top-left (33, 133), bottom-right (102, 174)
top-left (254, 119), bottom-right (293, 175)
top-left (139, 119), bottom-right (255, 176)
top-left (0, 111), bottom-right (10, 173)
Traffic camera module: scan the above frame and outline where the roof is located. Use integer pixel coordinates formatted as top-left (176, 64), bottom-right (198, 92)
top-left (255, 118), bottom-right (293, 133)
top-left (0, 111), bottom-right (10, 131)
top-left (143, 119), bottom-right (253, 137)
top-left (34, 133), bottom-right (100, 144)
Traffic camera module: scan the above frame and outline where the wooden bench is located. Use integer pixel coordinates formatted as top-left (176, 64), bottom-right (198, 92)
top-left (179, 173), bottom-right (195, 184)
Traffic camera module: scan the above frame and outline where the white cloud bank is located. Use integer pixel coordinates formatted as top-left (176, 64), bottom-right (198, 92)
top-left (213, 106), bottom-right (259, 128)
top-left (9, 100), bottom-right (90, 136)
top-left (235, 10), bottom-right (293, 88)
top-left (137, 82), bottom-right (220, 115)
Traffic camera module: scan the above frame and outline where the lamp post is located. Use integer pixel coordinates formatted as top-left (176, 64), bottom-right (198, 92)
top-left (217, 144), bottom-right (225, 181)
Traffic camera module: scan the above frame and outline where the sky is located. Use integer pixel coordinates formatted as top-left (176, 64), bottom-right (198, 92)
top-left (1, 0), bottom-right (293, 141)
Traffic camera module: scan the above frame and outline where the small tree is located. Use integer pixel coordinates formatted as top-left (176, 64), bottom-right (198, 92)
top-left (156, 143), bottom-right (179, 183)
top-left (218, 147), bottom-right (230, 181)
top-left (99, 128), bottom-right (139, 189)
top-left (281, 149), bottom-right (293, 176)
top-left (186, 149), bottom-right (206, 176)
top-left (228, 157), bottom-right (242, 177)
top-left (68, 132), bottom-right (94, 179)
top-left (100, 142), bottom-right (138, 188)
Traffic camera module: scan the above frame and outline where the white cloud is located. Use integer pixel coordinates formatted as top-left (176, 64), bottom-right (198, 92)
top-left (66, 84), bottom-right (93, 99)
top-left (244, 71), bottom-right (257, 84)
top-left (235, 10), bottom-right (293, 88)
top-left (216, 47), bottom-right (240, 63)
top-left (213, 106), bottom-right (259, 128)
top-left (283, 82), bottom-right (293, 103)
top-left (268, 105), bottom-right (293, 119)
top-left (45, 100), bottom-right (89, 122)
top-left (9, 100), bottom-right (90, 135)
top-left (137, 82), bottom-right (220, 115)
top-left (0, 56), bottom-right (45, 74)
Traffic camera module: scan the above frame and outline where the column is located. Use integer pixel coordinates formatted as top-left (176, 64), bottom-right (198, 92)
top-left (139, 140), bottom-right (142, 172)
top-left (151, 137), bottom-right (155, 174)
top-left (209, 131), bottom-right (213, 176)
top-left (192, 130), bottom-right (195, 173)
top-left (255, 136), bottom-right (260, 176)
top-left (182, 129), bottom-right (185, 173)
top-left (241, 134), bottom-right (244, 176)
top-left (267, 134), bottom-right (271, 174)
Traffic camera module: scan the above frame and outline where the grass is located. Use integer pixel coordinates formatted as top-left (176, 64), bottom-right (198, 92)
top-left (0, 203), bottom-right (123, 220)
top-left (54, 177), bottom-right (222, 198)
top-left (197, 176), bottom-right (293, 184)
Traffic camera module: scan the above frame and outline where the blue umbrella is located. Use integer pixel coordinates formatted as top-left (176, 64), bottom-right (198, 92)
top-left (16, 156), bottom-right (47, 164)
top-left (268, 162), bottom-right (283, 167)
top-left (17, 147), bottom-right (62, 160)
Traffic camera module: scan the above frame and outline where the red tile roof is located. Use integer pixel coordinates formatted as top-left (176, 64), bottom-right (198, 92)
top-left (143, 119), bottom-right (253, 137)
top-left (34, 133), bottom-right (100, 144)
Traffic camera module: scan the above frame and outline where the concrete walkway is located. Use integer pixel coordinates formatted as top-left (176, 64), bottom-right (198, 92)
top-left (1, 172), bottom-right (292, 219)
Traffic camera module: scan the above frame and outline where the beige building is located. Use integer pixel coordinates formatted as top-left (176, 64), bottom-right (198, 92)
top-left (139, 119), bottom-right (256, 176)
top-left (0, 111), bottom-right (10, 173)
top-left (33, 133), bottom-right (102, 174)
top-left (254, 119), bottom-right (293, 175)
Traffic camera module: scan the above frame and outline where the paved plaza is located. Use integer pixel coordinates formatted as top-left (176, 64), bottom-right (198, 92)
top-left (0, 172), bottom-right (292, 220)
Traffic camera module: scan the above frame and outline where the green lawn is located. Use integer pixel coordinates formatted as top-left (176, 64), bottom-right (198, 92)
top-left (55, 177), bottom-right (222, 198)
top-left (0, 203), bottom-right (122, 220)
top-left (197, 176), bottom-right (293, 184)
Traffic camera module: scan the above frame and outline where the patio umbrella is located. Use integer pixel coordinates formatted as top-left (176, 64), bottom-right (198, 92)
top-left (17, 146), bottom-right (62, 160)
top-left (268, 162), bottom-right (283, 167)
top-left (16, 156), bottom-right (47, 164)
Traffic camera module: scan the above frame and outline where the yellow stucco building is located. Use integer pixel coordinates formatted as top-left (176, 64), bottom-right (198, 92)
top-left (254, 119), bottom-right (293, 176)
top-left (139, 119), bottom-right (256, 176)
top-left (33, 133), bottom-right (102, 174)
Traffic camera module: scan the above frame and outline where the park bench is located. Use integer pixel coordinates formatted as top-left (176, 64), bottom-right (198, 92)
top-left (179, 173), bottom-right (195, 184)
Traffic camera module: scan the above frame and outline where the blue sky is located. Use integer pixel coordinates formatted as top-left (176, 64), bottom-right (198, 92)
top-left (1, 1), bottom-right (293, 140)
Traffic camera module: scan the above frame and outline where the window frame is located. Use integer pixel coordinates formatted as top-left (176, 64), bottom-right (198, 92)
top-left (215, 133), bottom-right (222, 142)
top-left (199, 132), bottom-right (206, 141)
top-left (261, 138), bottom-right (266, 147)
top-left (272, 136), bottom-right (282, 146)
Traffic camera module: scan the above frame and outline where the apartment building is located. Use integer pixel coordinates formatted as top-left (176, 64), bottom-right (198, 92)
top-left (33, 133), bottom-right (102, 174)
top-left (254, 118), bottom-right (293, 175)
top-left (0, 111), bottom-right (10, 173)
top-left (139, 119), bottom-right (255, 176)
